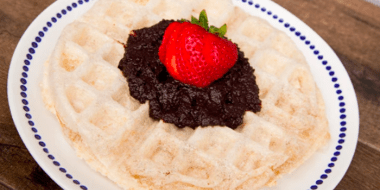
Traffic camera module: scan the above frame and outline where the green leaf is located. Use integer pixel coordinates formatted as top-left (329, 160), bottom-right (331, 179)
top-left (191, 16), bottom-right (199, 25)
top-left (209, 26), bottom-right (218, 34)
top-left (187, 10), bottom-right (229, 39)
top-left (218, 24), bottom-right (227, 37)
top-left (199, 10), bottom-right (209, 30)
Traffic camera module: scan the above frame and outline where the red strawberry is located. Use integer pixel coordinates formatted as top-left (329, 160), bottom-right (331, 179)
top-left (158, 21), bottom-right (181, 63)
top-left (158, 10), bottom-right (238, 88)
top-left (203, 33), bottom-right (238, 82)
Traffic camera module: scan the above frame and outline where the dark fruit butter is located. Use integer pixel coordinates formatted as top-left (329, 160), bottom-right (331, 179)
top-left (118, 20), bottom-right (261, 129)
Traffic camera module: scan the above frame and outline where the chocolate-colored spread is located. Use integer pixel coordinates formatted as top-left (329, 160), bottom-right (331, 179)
top-left (118, 20), bottom-right (261, 129)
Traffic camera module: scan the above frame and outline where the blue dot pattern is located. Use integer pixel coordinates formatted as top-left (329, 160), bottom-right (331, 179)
top-left (60, 168), bottom-right (67, 173)
top-left (26, 113), bottom-right (32, 119)
top-left (19, 0), bottom-right (348, 189)
top-left (28, 121), bottom-right (34, 126)
top-left (22, 99), bottom-right (28, 105)
top-left (237, 0), bottom-right (348, 189)
top-left (19, 1), bottom-right (91, 189)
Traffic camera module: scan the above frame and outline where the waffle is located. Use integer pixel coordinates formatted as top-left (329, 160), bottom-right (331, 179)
top-left (42, 0), bottom-right (330, 189)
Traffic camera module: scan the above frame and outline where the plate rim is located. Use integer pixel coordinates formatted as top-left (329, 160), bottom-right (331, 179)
top-left (7, 1), bottom-right (99, 190)
top-left (232, 1), bottom-right (359, 189)
top-left (7, 0), bottom-right (360, 189)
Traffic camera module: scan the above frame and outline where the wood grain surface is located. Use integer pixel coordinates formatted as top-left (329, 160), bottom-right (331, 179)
top-left (0, 0), bottom-right (379, 189)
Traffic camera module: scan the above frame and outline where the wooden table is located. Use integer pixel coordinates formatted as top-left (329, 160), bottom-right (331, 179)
top-left (1, 0), bottom-right (379, 189)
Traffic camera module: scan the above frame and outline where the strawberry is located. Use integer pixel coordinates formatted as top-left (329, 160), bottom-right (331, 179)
top-left (158, 21), bottom-right (181, 64)
top-left (158, 10), bottom-right (238, 88)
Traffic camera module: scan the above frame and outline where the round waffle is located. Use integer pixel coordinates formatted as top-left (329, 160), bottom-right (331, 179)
top-left (42, 0), bottom-right (330, 189)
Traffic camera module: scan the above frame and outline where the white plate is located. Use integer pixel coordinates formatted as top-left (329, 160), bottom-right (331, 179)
top-left (7, 0), bottom-right (359, 189)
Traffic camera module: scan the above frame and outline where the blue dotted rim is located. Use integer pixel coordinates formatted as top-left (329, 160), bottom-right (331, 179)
top-left (238, 0), bottom-right (347, 189)
top-left (19, 0), bottom-right (347, 189)
top-left (21, 0), bottom-right (91, 189)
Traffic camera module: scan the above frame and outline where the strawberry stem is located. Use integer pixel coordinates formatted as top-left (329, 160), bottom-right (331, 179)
top-left (218, 24), bottom-right (227, 37)
top-left (199, 10), bottom-right (209, 29)
top-left (190, 16), bottom-right (199, 25)
top-left (189, 10), bottom-right (228, 38)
